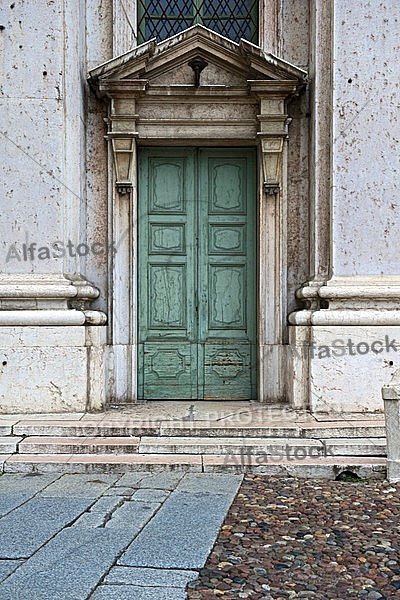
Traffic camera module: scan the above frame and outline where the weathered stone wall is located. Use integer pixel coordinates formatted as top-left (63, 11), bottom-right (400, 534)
top-left (0, 1), bottom-right (111, 412)
top-left (0, 0), bottom-right (85, 275)
top-left (332, 1), bottom-right (400, 276)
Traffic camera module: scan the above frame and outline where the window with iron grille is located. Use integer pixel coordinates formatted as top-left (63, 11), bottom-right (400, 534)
top-left (137, 0), bottom-right (259, 45)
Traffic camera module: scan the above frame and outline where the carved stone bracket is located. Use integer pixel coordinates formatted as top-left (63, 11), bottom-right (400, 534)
top-left (99, 82), bottom-right (146, 196)
top-left (259, 136), bottom-right (284, 195)
top-left (249, 81), bottom-right (296, 200)
top-left (105, 131), bottom-right (137, 195)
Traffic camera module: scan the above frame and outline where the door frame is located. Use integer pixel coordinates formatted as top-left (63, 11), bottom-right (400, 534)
top-left (108, 131), bottom-right (288, 403)
top-left (90, 28), bottom-right (306, 403)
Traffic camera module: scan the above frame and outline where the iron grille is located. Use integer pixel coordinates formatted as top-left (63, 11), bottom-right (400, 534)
top-left (137, 0), bottom-right (259, 44)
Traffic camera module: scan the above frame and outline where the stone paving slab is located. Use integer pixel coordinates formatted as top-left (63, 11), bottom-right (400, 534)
top-left (88, 495), bottom-right (124, 513)
top-left (0, 473), bottom-right (59, 494)
top-left (72, 510), bottom-right (112, 529)
top-left (0, 493), bottom-right (36, 518)
top-left (0, 497), bottom-right (94, 559)
top-left (119, 485), bottom-right (242, 569)
top-left (104, 565), bottom-right (198, 587)
top-left (70, 494), bottom-right (163, 532)
top-left (71, 495), bottom-right (124, 527)
top-left (174, 473), bottom-right (243, 495)
top-left (112, 472), bottom-right (152, 487)
top-left (130, 488), bottom-right (170, 503)
top-left (90, 584), bottom-right (188, 600)
top-left (103, 485), bottom-right (137, 496)
top-left (0, 472), bottom-right (246, 598)
top-left (0, 474), bottom-right (59, 517)
top-left (119, 471), bottom-right (185, 489)
top-left (37, 474), bottom-right (120, 497)
top-left (0, 560), bottom-right (24, 584)
top-left (105, 500), bottom-right (161, 530)
top-left (0, 527), bottom-right (137, 600)
top-left (0, 474), bottom-right (60, 517)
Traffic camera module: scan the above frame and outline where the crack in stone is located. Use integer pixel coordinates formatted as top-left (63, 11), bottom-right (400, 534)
top-left (100, 498), bottom-right (126, 527)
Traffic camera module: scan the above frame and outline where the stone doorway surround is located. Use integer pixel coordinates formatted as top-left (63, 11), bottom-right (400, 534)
top-left (89, 25), bottom-right (307, 404)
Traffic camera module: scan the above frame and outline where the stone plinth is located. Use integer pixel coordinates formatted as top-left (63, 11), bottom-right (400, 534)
top-left (382, 368), bottom-right (400, 482)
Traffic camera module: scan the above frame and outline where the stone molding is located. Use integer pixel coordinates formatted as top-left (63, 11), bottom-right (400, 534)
top-left (289, 276), bottom-right (400, 325)
top-left (0, 274), bottom-right (106, 326)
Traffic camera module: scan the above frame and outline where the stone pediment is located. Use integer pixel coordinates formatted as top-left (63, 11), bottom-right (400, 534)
top-left (89, 25), bottom-right (306, 93)
top-left (88, 25), bottom-right (307, 196)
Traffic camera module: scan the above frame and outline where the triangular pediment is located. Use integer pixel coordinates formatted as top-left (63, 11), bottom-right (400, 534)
top-left (89, 25), bottom-right (306, 92)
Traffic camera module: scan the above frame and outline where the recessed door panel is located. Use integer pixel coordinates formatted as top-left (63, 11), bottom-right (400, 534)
top-left (138, 148), bottom-right (256, 400)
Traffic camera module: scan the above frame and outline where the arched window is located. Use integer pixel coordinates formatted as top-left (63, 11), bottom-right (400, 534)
top-left (137, 0), bottom-right (258, 44)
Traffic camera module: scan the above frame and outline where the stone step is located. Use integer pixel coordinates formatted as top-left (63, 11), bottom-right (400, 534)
top-left (10, 419), bottom-right (386, 439)
top-left (18, 436), bottom-right (140, 455)
top-left (324, 437), bottom-right (387, 456)
top-left (156, 421), bottom-right (386, 438)
top-left (203, 455), bottom-right (387, 479)
top-left (160, 423), bottom-right (304, 437)
top-left (0, 421), bottom-right (17, 436)
top-left (1, 453), bottom-right (387, 479)
top-left (14, 435), bottom-right (387, 457)
top-left (139, 436), bottom-right (322, 455)
top-left (0, 436), bottom-right (23, 454)
top-left (4, 453), bottom-right (203, 473)
top-left (12, 421), bottom-right (160, 438)
top-left (300, 422), bottom-right (386, 439)
top-left (139, 436), bottom-right (387, 456)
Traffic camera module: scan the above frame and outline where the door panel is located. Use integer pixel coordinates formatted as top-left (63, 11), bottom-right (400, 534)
top-left (138, 150), bottom-right (197, 399)
top-left (198, 150), bottom-right (256, 399)
top-left (138, 148), bottom-right (256, 400)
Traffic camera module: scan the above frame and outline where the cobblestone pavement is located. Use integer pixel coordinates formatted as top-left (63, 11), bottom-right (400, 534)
top-left (0, 472), bottom-right (242, 599)
top-left (186, 475), bottom-right (400, 600)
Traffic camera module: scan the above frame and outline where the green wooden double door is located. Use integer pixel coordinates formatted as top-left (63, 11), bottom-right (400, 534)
top-left (138, 148), bottom-right (256, 400)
